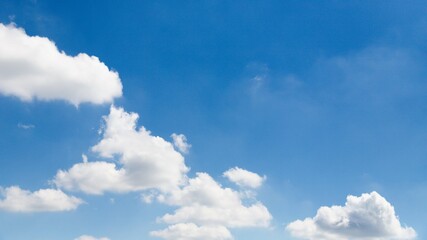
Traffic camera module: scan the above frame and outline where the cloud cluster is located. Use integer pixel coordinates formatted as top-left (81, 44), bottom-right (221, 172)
top-left (54, 106), bottom-right (189, 194)
top-left (0, 186), bottom-right (83, 212)
top-left (286, 191), bottom-right (416, 240)
top-left (0, 23), bottom-right (418, 240)
top-left (0, 22), bottom-right (119, 216)
top-left (151, 171), bottom-right (272, 239)
top-left (3, 105), bottom-right (417, 239)
top-left (49, 106), bottom-right (271, 239)
top-left (0, 23), bottom-right (122, 105)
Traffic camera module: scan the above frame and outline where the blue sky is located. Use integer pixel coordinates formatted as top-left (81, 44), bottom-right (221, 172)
top-left (0, 1), bottom-right (426, 240)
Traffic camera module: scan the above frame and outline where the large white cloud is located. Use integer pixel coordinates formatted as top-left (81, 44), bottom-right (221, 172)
top-left (74, 235), bottom-right (110, 240)
top-left (150, 223), bottom-right (232, 240)
top-left (0, 23), bottom-right (122, 105)
top-left (286, 191), bottom-right (416, 240)
top-left (54, 106), bottom-right (189, 194)
top-left (0, 186), bottom-right (83, 212)
top-left (223, 167), bottom-right (265, 189)
top-left (152, 171), bottom-right (271, 239)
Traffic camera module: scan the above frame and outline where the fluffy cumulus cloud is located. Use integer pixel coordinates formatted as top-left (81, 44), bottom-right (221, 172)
top-left (171, 133), bottom-right (191, 154)
top-left (0, 23), bottom-right (122, 105)
top-left (150, 223), bottom-right (232, 240)
top-left (50, 106), bottom-right (271, 239)
top-left (0, 186), bottom-right (83, 212)
top-left (74, 235), bottom-right (110, 240)
top-left (286, 191), bottom-right (416, 240)
top-left (152, 171), bottom-right (271, 240)
top-left (223, 167), bottom-right (265, 189)
top-left (54, 106), bottom-right (189, 194)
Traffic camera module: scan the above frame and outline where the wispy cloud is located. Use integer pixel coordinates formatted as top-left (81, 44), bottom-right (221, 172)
top-left (17, 123), bottom-right (35, 130)
top-left (74, 235), bottom-right (110, 240)
top-left (171, 133), bottom-right (191, 154)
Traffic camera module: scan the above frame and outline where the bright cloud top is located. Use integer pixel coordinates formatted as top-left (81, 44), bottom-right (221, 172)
top-left (74, 235), bottom-right (110, 240)
top-left (223, 167), bottom-right (266, 189)
top-left (0, 186), bottom-right (83, 212)
top-left (0, 23), bottom-right (122, 105)
top-left (54, 106), bottom-right (189, 194)
top-left (152, 170), bottom-right (272, 240)
top-left (286, 191), bottom-right (416, 240)
top-left (171, 133), bottom-right (191, 154)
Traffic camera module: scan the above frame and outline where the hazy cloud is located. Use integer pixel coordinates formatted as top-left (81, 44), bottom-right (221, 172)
top-left (17, 123), bottom-right (35, 129)
top-left (74, 235), bottom-right (110, 240)
top-left (171, 133), bottom-right (191, 154)
top-left (151, 223), bottom-right (232, 240)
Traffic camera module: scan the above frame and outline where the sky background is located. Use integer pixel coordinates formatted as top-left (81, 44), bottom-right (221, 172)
top-left (0, 0), bottom-right (427, 239)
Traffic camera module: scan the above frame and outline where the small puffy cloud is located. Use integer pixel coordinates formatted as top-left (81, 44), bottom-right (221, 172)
top-left (74, 235), bottom-right (110, 240)
top-left (286, 191), bottom-right (416, 240)
top-left (171, 133), bottom-right (191, 154)
top-left (150, 223), bottom-right (232, 240)
top-left (152, 171), bottom-right (271, 240)
top-left (0, 23), bottom-right (122, 105)
top-left (223, 167), bottom-right (265, 189)
top-left (54, 106), bottom-right (189, 194)
top-left (0, 186), bottom-right (83, 212)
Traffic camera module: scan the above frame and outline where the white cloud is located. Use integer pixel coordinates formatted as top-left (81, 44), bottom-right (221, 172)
top-left (141, 191), bottom-right (157, 204)
top-left (171, 133), bottom-right (191, 154)
top-left (54, 106), bottom-right (189, 194)
top-left (152, 172), bottom-right (271, 239)
top-left (74, 235), bottom-right (110, 240)
top-left (150, 223), bottom-right (232, 240)
top-left (17, 123), bottom-right (35, 129)
top-left (48, 106), bottom-right (270, 239)
top-left (286, 191), bottom-right (416, 240)
top-left (0, 186), bottom-right (83, 212)
top-left (0, 23), bottom-right (122, 105)
top-left (223, 167), bottom-right (265, 189)
top-left (158, 172), bottom-right (271, 228)
top-left (54, 161), bottom-right (130, 195)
